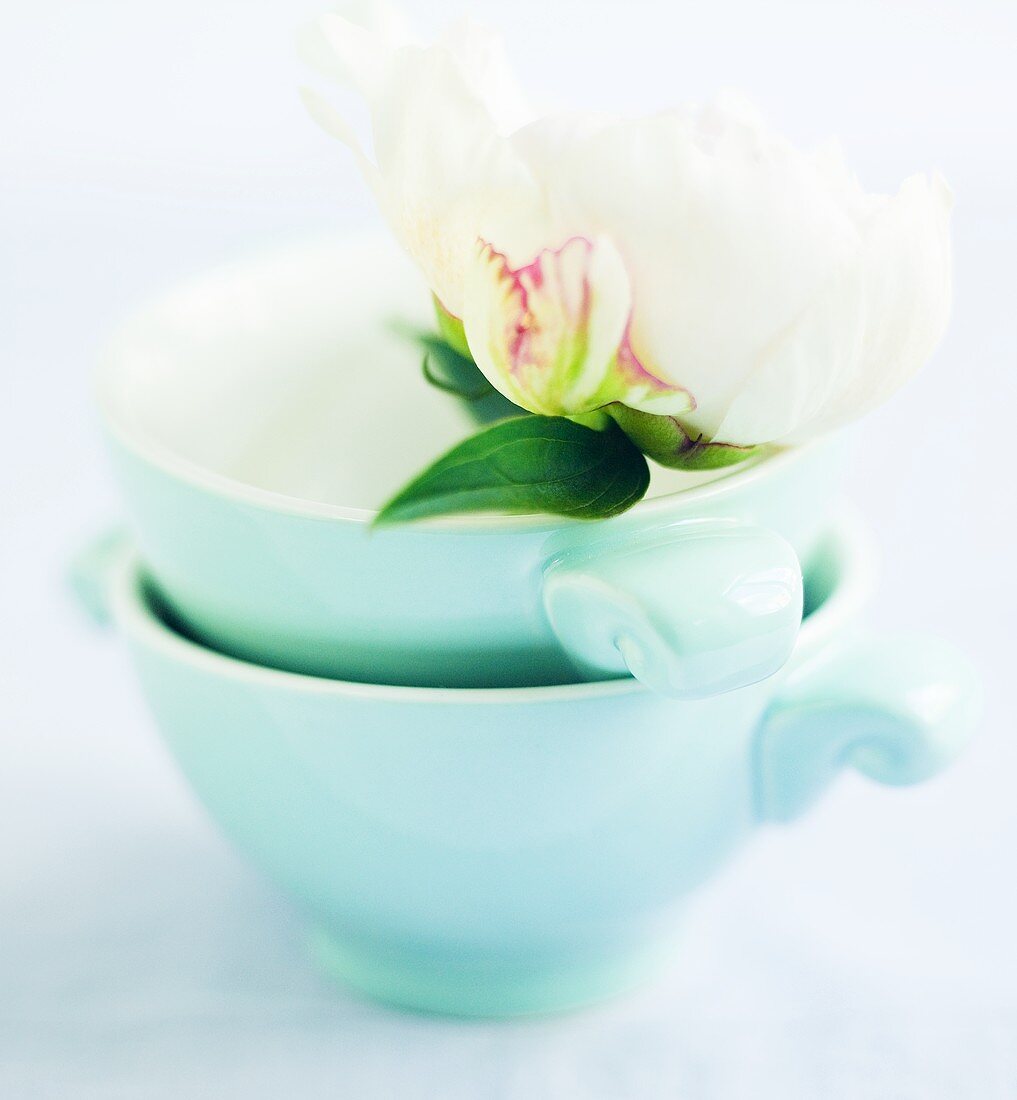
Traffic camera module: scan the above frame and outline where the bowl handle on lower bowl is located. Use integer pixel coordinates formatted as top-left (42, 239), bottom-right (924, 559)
top-left (754, 633), bottom-right (981, 823)
top-left (67, 526), bottom-right (131, 627)
top-left (542, 519), bottom-right (803, 698)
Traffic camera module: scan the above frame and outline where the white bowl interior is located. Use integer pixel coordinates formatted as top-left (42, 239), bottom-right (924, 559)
top-left (99, 235), bottom-right (745, 511)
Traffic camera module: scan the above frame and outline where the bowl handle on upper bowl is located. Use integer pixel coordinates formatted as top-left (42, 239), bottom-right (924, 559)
top-left (753, 633), bottom-right (981, 823)
top-left (67, 527), bottom-right (131, 627)
top-left (541, 519), bottom-right (803, 698)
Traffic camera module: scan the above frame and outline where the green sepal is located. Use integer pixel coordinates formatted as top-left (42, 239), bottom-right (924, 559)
top-left (374, 416), bottom-right (650, 526)
top-left (608, 404), bottom-right (764, 470)
top-left (568, 409), bottom-right (613, 432)
top-left (433, 297), bottom-right (473, 360)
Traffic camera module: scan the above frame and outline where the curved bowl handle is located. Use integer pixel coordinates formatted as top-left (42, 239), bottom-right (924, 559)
top-left (542, 520), bottom-right (803, 698)
top-left (67, 527), bottom-right (131, 627)
top-left (754, 633), bottom-right (981, 823)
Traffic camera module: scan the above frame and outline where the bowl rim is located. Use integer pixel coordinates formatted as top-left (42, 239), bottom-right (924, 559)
top-left (94, 233), bottom-right (828, 533)
top-left (110, 512), bottom-right (876, 706)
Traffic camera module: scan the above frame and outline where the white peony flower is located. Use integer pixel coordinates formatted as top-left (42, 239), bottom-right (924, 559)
top-left (302, 2), bottom-right (952, 452)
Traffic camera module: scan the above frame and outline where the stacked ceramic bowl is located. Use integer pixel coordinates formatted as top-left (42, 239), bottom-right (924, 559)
top-left (79, 236), bottom-right (980, 1016)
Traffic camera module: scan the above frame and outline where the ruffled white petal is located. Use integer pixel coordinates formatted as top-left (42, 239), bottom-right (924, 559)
top-left (518, 108), bottom-right (864, 435)
top-left (785, 173), bottom-right (953, 441)
top-left (299, 7), bottom-right (407, 98)
top-left (711, 258), bottom-right (866, 445)
top-left (301, 4), bottom-right (539, 317)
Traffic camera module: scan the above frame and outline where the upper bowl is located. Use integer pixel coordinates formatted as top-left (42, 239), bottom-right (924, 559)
top-left (97, 234), bottom-right (846, 691)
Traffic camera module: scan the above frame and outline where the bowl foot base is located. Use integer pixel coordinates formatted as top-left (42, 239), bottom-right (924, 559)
top-left (308, 927), bottom-right (676, 1018)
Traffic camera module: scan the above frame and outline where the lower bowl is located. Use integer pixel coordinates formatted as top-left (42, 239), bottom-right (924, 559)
top-left (79, 514), bottom-right (978, 1016)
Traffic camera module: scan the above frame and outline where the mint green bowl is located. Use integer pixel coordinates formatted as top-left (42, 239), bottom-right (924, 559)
top-left (75, 515), bottom-right (979, 1017)
top-left (97, 236), bottom-right (847, 694)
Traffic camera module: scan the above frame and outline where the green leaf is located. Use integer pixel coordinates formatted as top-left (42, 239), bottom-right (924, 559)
top-left (388, 316), bottom-right (525, 424)
top-left (374, 416), bottom-right (651, 526)
top-left (608, 404), bottom-right (764, 470)
top-left (418, 336), bottom-right (494, 401)
top-left (417, 337), bottom-right (526, 424)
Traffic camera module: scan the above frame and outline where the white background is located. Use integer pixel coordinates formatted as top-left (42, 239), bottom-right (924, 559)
top-left (3, 0), bottom-right (1017, 1095)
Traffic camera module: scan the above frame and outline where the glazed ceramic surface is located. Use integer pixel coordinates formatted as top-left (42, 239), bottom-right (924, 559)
top-left (77, 517), bottom-right (979, 1017)
top-left (97, 235), bottom-right (846, 692)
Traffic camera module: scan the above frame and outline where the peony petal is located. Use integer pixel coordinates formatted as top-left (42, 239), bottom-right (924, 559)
top-left (787, 173), bottom-right (953, 440)
top-left (464, 236), bottom-right (624, 415)
top-left (464, 236), bottom-right (692, 417)
top-left (711, 258), bottom-right (866, 445)
top-left (301, 5), bottom-right (540, 317)
top-left (512, 107), bottom-right (864, 436)
top-left (439, 18), bottom-right (533, 134)
top-left (298, 7), bottom-right (406, 98)
top-left (714, 173), bottom-right (951, 445)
